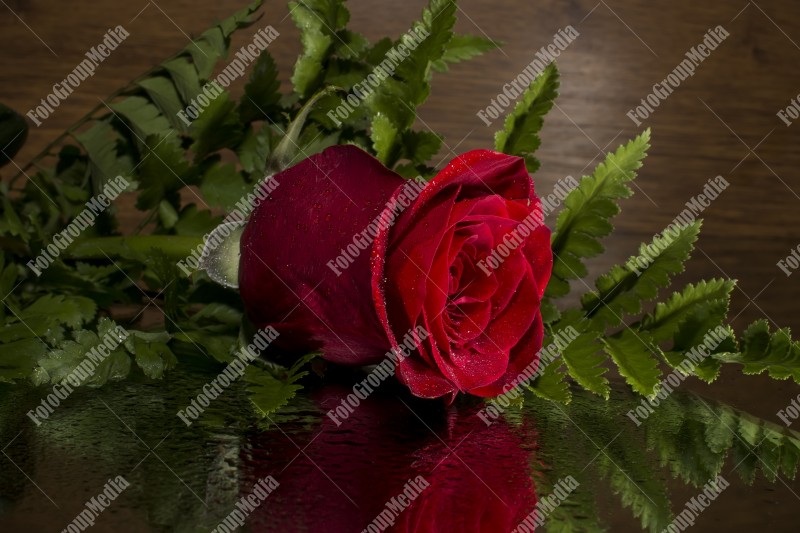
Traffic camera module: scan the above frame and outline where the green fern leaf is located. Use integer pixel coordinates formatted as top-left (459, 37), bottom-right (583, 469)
top-left (548, 130), bottom-right (651, 299)
top-left (582, 221), bottom-right (701, 328)
top-left (494, 62), bottom-right (559, 173)
top-left (602, 328), bottom-right (662, 396)
top-left (713, 320), bottom-right (800, 382)
top-left (642, 278), bottom-right (735, 342)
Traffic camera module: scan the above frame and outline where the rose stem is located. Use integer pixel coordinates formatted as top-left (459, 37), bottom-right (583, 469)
top-left (65, 235), bottom-right (205, 261)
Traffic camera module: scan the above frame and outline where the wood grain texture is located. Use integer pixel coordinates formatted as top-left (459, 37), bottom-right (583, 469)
top-left (2, 0), bottom-right (800, 410)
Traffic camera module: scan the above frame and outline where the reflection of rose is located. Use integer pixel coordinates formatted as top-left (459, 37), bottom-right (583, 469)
top-left (392, 407), bottom-right (538, 533)
top-left (242, 385), bottom-right (537, 532)
top-left (239, 146), bottom-right (552, 401)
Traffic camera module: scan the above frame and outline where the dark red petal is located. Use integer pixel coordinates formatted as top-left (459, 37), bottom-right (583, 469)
top-left (240, 145), bottom-right (405, 364)
top-left (390, 190), bottom-right (459, 329)
top-left (445, 299), bottom-right (493, 344)
top-left (523, 225), bottom-right (553, 300)
top-left (468, 312), bottom-right (545, 397)
top-left (489, 268), bottom-right (540, 342)
top-left (505, 199), bottom-right (552, 299)
top-left (488, 249), bottom-right (528, 313)
top-left (396, 352), bottom-right (458, 399)
top-left (388, 150), bottom-right (533, 246)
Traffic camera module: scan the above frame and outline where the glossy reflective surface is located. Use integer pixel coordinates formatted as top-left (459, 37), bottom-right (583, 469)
top-left (1, 366), bottom-right (799, 532)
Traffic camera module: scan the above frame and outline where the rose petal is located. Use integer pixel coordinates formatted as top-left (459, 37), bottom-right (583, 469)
top-left (468, 313), bottom-right (545, 397)
top-left (396, 354), bottom-right (457, 399)
top-left (472, 268), bottom-right (539, 358)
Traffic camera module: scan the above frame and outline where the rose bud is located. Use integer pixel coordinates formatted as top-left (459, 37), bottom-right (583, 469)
top-left (239, 145), bottom-right (405, 364)
top-left (240, 146), bottom-right (552, 400)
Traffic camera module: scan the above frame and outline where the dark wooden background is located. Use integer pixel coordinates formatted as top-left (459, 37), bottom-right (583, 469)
top-left (2, 1), bottom-right (800, 530)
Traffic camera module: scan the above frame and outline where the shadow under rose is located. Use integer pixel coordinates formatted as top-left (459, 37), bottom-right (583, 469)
top-left (242, 384), bottom-right (539, 532)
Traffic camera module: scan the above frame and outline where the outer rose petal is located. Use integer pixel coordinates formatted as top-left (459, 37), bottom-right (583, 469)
top-left (240, 145), bottom-right (404, 364)
top-left (396, 355), bottom-right (458, 399)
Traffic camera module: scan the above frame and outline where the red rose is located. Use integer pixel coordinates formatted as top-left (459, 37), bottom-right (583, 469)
top-left (239, 146), bottom-right (552, 399)
top-left (372, 150), bottom-right (552, 399)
